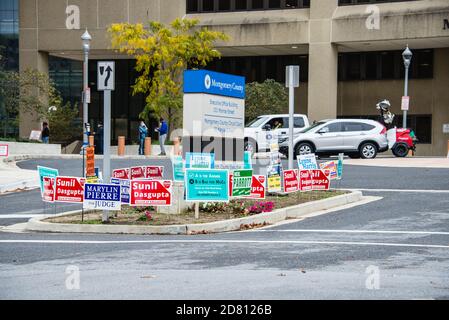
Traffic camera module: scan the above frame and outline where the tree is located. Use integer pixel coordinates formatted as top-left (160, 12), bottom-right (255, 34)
top-left (245, 79), bottom-right (289, 123)
top-left (46, 102), bottom-right (82, 144)
top-left (108, 18), bottom-right (228, 130)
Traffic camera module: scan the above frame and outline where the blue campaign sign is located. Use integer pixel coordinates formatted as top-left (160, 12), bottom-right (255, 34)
top-left (185, 152), bottom-right (215, 169)
top-left (183, 69), bottom-right (245, 99)
top-left (172, 155), bottom-right (185, 182)
top-left (37, 166), bottom-right (59, 194)
top-left (110, 178), bottom-right (130, 204)
top-left (185, 169), bottom-right (229, 202)
top-left (83, 183), bottom-right (121, 211)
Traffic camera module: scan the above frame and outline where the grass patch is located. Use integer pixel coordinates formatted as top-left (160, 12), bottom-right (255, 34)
top-left (46, 190), bottom-right (347, 226)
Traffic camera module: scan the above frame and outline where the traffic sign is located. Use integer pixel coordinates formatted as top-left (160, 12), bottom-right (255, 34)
top-left (83, 183), bottom-right (121, 211)
top-left (130, 180), bottom-right (172, 206)
top-left (54, 176), bottom-right (86, 203)
top-left (97, 61), bottom-right (115, 91)
top-left (283, 169), bottom-right (299, 193)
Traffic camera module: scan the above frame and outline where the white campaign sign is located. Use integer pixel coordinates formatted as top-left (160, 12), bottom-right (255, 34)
top-left (97, 61), bottom-right (115, 91)
top-left (183, 93), bottom-right (245, 138)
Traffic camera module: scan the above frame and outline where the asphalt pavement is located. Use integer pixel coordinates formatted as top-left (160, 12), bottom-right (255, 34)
top-left (0, 157), bottom-right (448, 299)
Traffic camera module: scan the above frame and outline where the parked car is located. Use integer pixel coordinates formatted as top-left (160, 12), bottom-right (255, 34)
top-left (244, 114), bottom-right (310, 153)
top-left (279, 119), bottom-right (388, 159)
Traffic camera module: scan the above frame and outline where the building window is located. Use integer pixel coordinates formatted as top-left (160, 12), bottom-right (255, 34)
top-left (339, 0), bottom-right (418, 5)
top-left (339, 49), bottom-right (433, 81)
top-left (186, 0), bottom-right (310, 13)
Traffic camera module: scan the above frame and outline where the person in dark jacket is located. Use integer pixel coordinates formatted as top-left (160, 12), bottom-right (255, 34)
top-left (41, 122), bottom-right (50, 144)
top-left (138, 120), bottom-right (148, 155)
top-left (155, 117), bottom-right (168, 156)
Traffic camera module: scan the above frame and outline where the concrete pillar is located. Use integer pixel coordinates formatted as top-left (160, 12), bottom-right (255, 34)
top-left (117, 136), bottom-right (125, 156)
top-left (144, 137), bottom-right (152, 156)
top-left (307, 0), bottom-right (339, 122)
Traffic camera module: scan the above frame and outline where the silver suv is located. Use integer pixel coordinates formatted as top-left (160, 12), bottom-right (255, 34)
top-left (279, 119), bottom-right (388, 159)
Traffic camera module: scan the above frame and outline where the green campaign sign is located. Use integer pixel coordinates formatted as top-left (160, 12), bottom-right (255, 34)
top-left (232, 169), bottom-right (252, 197)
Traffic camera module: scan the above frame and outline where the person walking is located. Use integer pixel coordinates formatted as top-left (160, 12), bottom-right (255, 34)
top-left (138, 120), bottom-right (148, 155)
top-left (155, 117), bottom-right (168, 156)
top-left (41, 122), bottom-right (50, 144)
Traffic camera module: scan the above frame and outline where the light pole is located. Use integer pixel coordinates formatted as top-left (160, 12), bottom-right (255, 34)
top-left (402, 45), bottom-right (412, 129)
top-left (81, 29), bottom-right (91, 145)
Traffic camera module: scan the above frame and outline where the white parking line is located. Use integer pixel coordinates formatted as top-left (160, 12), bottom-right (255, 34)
top-left (0, 239), bottom-right (448, 249)
top-left (342, 188), bottom-right (449, 193)
top-left (252, 229), bottom-right (449, 235)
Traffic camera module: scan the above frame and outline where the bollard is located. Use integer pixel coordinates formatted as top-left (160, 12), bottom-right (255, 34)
top-left (118, 136), bottom-right (125, 156)
top-left (144, 137), bottom-right (152, 156)
top-left (88, 135), bottom-right (94, 147)
top-left (173, 137), bottom-right (180, 155)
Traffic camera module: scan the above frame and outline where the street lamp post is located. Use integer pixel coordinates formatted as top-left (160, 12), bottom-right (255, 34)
top-left (81, 29), bottom-right (91, 145)
top-left (402, 45), bottom-right (412, 129)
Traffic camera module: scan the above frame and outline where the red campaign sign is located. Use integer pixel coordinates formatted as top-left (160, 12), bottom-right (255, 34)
top-left (112, 168), bottom-right (130, 180)
top-left (310, 169), bottom-right (330, 191)
top-left (229, 173), bottom-right (233, 197)
top-left (42, 177), bottom-right (55, 202)
top-left (299, 170), bottom-right (313, 192)
top-left (145, 166), bottom-right (164, 179)
top-left (248, 175), bottom-right (266, 199)
top-left (130, 166), bottom-right (145, 180)
top-left (130, 180), bottom-right (172, 206)
top-left (283, 169), bottom-right (299, 193)
top-left (54, 176), bottom-right (86, 203)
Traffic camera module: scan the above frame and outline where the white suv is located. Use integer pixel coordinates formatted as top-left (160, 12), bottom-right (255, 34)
top-left (279, 119), bottom-right (388, 159)
top-left (244, 114), bottom-right (310, 152)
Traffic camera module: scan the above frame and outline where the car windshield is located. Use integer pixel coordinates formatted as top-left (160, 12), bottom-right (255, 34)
top-left (246, 116), bottom-right (268, 128)
top-left (299, 121), bottom-right (327, 133)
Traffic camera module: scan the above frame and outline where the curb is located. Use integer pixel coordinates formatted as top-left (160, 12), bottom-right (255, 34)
top-left (25, 191), bottom-right (363, 235)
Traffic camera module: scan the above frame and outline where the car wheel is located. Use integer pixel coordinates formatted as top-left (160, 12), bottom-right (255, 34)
top-left (295, 142), bottom-right (314, 157)
top-left (245, 139), bottom-right (257, 155)
top-left (392, 143), bottom-right (409, 157)
top-left (359, 142), bottom-right (377, 159)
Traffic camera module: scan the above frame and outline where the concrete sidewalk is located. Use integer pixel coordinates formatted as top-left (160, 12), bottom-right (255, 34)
top-left (0, 158), bottom-right (39, 194)
top-left (345, 157), bottom-right (449, 168)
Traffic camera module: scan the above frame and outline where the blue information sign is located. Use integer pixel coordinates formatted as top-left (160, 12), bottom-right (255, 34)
top-left (183, 70), bottom-right (245, 99)
top-left (83, 183), bottom-right (121, 211)
top-left (185, 169), bottom-right (229, 202)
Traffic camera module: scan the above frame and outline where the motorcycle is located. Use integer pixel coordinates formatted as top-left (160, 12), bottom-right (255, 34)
top-left (376, 99), bottom-right (418, 157)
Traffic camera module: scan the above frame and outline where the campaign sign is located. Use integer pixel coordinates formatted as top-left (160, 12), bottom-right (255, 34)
top-left (283, 169), bottom-right (299, 193)
top-left (172, 155), bottom-right (185, 182)
top-left (54, 176), bottom-right (85, 203)
top-left (145, 166), bottom-right (164, 179)
top-left (299, 170), bottom-right (312, 192)
top-left (85, 146), bottom-right (95, 177)
top-left (267, 173), bottom-right (282, 193)
top-left (0, 144), bottom-right (8, 157)
top-left (185, 169), bottom-right (229, 202)
top-left (130, 180), bottom-right (172, 206)
top-left (297, 154), bottom-right (318, 170)
top-left (130, 166), bottom-right (145, 179)
top-left (337, 154), bottom-right (344, 180)
top-left (243, 151), bottom-right (252, 169)
top-left (37, 166), bottom-right (59, 194)
top-left (83, 183), bottom-right (121, 211)
top-left (248, 175), bottom-right (266, 199)
top-left (319, 161), bottom-right (338, 180)
top-left (110, 178), bottom-right (130, 204)
top-left (42, 177), bottom-right (55, 202)
top-left (185, 152), bottom-right (215, 169)
top-left (112, 168), bottom-right (130, 180)
top-left (232, 169), bottom-right (252, 197)
top-left (310, 170), bottom-right (330, 191)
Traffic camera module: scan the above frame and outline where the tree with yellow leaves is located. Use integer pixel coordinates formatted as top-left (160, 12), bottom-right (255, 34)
top-left (108, 18), bottom-right (228, 129)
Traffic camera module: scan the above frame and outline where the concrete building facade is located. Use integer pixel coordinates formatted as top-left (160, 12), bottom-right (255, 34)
top-left (17, 0), bottom-right (449, 155)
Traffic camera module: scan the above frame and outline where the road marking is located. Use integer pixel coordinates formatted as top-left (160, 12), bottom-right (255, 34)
top-left (342, 188), bottom-right (449, 193)
top-left (0, 239), bottom-right (448, 249)
top-left (252, 229), bottom-right (449, 236)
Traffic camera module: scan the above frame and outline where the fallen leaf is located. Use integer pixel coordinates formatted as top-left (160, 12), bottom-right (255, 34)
top-left (141, 275), bottom-right (157, 279)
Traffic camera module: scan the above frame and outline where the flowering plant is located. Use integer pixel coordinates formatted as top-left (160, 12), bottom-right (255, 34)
top-left (247, 201), bottom-right (275, 214)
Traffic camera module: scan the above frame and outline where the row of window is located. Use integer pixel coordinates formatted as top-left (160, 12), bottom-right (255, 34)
top-left (186, 0), bottom-right (415, 13)
top-left (186, 0), bottom-right (310, 13)
top-left (338, 49), bottom-right (433, 81)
